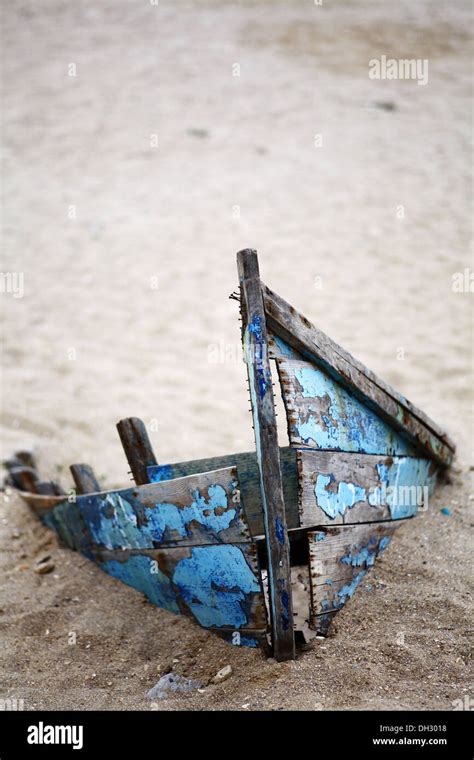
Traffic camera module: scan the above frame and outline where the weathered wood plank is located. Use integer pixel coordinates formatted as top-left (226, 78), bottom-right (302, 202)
top-left (17, 492), bottom-right (68, 516)
top-left (263, 288), bottom-right (455, 467)
top-left (308, 521), bottom-right (403, 620)
top-left (45, 467), bottom-right (251, 551)
top-left (261, 564), bottom-right (315, 643)
top-left (35, 481), bottom-right (59, 496)
top-left (96, 542), bottom-right (267, 634)
top-left (147, 446), bottom-right (299, 537)
top-left (116, 417), bottom-right (158, 485)
top-left (7, 466), bottom-right (39, 493)
top-left (237, 248), bottom-right (295, 661)
top-left (298, 450), bottom-right (438, 526)
top-left (70, 463), bottom-right (101, 495)
top-left (278, 358), bottom-right (418, 456)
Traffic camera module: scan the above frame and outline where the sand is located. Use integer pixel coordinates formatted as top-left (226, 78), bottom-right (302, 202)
top-left (0, 0), bottom-right (472, 710)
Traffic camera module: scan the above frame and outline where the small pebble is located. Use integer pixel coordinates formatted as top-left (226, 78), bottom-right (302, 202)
top-left (146, 673), bottom-right (202, 700)
top-left (34, 556), bottom-right (55, 574)
top-left (211, 665), bottom-right (233, 684)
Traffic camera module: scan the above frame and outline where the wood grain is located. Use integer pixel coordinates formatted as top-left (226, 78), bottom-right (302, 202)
top-left (237, 248), bottom-right (295, 661)
top-left (298, 449), bottom-right (438, 526)
top-left (117, 417), bottom-right (158, 485)
top-left (308, 521), bottom-right (404, 621)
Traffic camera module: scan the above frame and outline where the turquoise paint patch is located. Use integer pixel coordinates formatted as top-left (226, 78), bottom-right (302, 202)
top-left (340, 534), bottom-right (391, 569)
top-left (368, 458), bottom-right (436, 519)
top-left (172, 545), bottom-right (260, 628)
top-left (144, 484), bottom-right (236, 542)
top-left (440, 507), bottom-right (452, 516)
top-left (314, 473), bottom-right (366, 519)
top-left (102, 554), bottom-right (180, 613)
top-left (294, 365), bottom-right (414, 455)
top-left (335, 571), bottom-right (366, 606)
top-left (272, 335), bottom-right (298, 359)
top-left (314, 531), bottom-right (326, 542)
top-left (82, 492), bottom-right (149, 551)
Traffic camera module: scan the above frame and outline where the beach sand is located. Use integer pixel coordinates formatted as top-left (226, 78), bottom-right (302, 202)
top-left (0, 0), bottom-right (472, 710)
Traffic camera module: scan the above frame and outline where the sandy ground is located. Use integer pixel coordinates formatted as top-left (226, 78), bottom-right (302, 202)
top-left (0, 0), bottom-right (472, 710)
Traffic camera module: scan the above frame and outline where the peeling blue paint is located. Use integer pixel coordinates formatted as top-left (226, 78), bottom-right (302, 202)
top-left (311, 457), bottom-right (436, 521)
top-left (315, 473), bottom-right (366, 519)
top-left (293, 364), bottom-right (415, 455)
top-left (314, 531), bottom-right (326, 542)
top-left (275, 517), bottom-right (285, 545)
top-left (368, 459), bottom-right (436, 518)
top-left (172, 545), bottom-right (260, 628)
top-left (272, 335), bottom-right (299, 359)
top-left (82, 492), bottom-right (149, 551)
top-left (340, 534), bottom-right (391, 569)
top-left (440, 507), bottom-right (452, 516)
top-left (248, 314), bottom-right (272, 399)
top-left (144, 485), bottom-right (236, 542)
top-left (335, 571), bottom-right (367, 606)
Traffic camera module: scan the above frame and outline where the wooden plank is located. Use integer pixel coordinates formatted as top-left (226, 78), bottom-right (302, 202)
top-left (263, 287), bottom-right (455, 467)
top-left (308, 521), bottom-right (403, 620)
top-left (298, 450), bottom-right (438, 526)
top-left (261, 564), bottom-right (315, 643)
top-left (278, 358), bottom-right (418, 456)
top-left (35, 481), bottom-right (59, 496)
top-left (70, 463), bottom-right (101, 494)
top-left (237, 248), bottom-right (295, 661)
top-left (17, 492), bottom-right (68, 516)
top-left (45, 467), bottom-right (251, 551)
top-left (39, 466), bottom-right (267, 637)
top-left (97, 542), bottom-right (267, 634)
top-left (147, 446), bottom-right (299, 537)
top-left (116, 417), bottom-right (158, 485)
top-left (7, 466), bottom-right (39, 493)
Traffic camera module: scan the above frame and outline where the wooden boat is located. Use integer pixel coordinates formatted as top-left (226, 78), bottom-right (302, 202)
top-left (3, 250), bottom-right (455, 661)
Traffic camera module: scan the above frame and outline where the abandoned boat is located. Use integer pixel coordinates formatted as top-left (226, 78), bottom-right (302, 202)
top-left (3, 249), bottom-right (455, 661)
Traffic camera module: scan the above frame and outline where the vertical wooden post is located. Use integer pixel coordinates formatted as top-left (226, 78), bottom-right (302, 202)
top-left (116, 417), bottom-right (157, 485)
top-left (70, 463), bottom-right (101, 494)
top-left (237, 248), bottom-right (295, 661)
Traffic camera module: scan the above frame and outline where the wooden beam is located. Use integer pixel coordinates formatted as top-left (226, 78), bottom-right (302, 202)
top-left (297, 449), bottom-right (437, 526)
top-left (70, 463), bottom-right (101, 494)
top-left (116, 417), bottom-right (158, 485)
top-left (35, 481), bottom-right (58, 496)
top-left (8, 466), bottom-right (39, 493)
top-left (262, 284), bottom-right (455, 467)
top-left (237, 248), bottom-right (295, 661)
